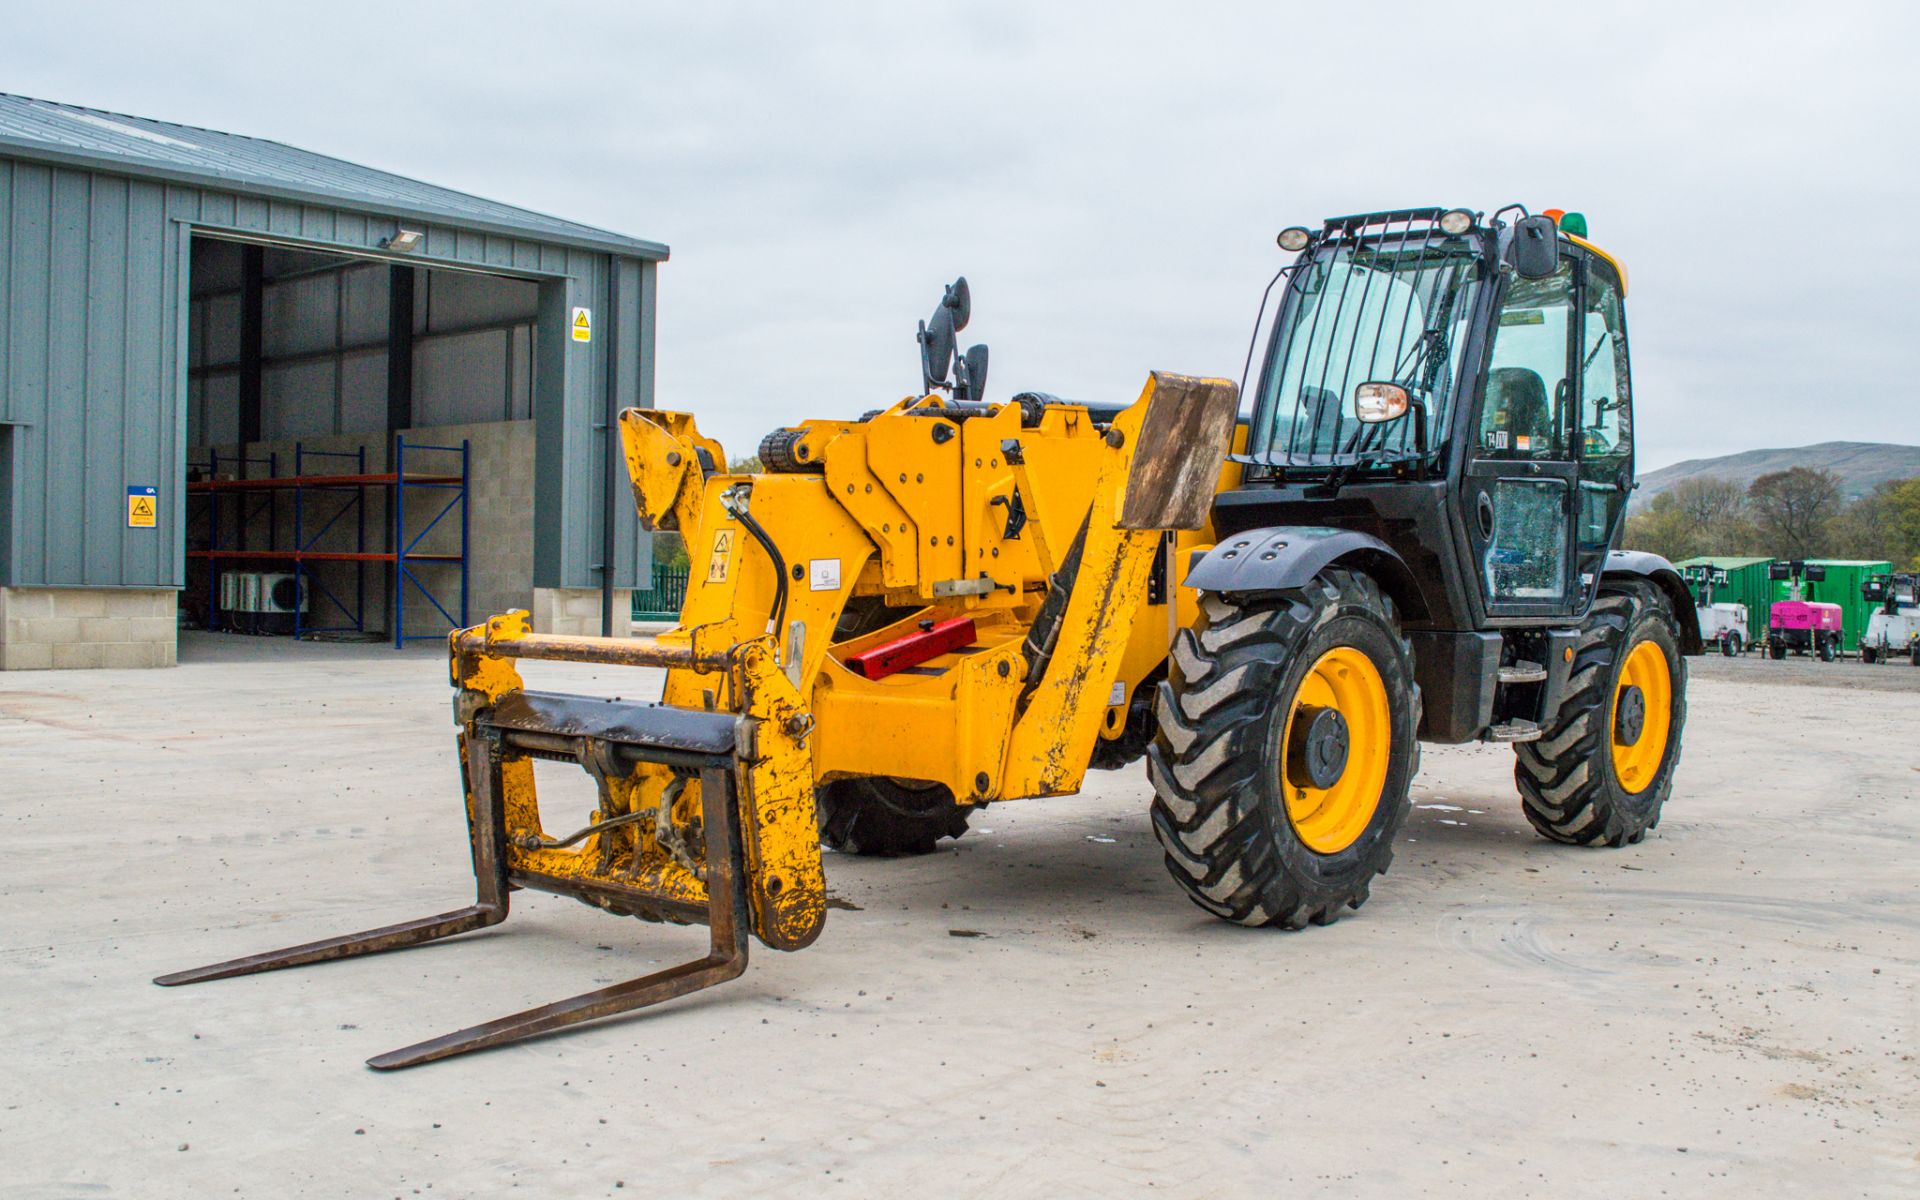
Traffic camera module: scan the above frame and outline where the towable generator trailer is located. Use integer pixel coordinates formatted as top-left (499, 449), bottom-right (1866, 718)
top-left (160, 206), bottom-right (1698, 1069)
top-left (1859, 573), bottom-right (1920, 664)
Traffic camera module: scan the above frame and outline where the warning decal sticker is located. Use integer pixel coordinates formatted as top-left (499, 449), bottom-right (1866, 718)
top-left (571, 306), bottom-right (592, 343)
top-left (707, 528), bottom-right (734, 583)
top-left (127, 485), bottom-right (157, 529)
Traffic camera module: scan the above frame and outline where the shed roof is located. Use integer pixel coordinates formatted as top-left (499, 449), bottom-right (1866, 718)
top-left (0, 93), bottom-right (667, 261)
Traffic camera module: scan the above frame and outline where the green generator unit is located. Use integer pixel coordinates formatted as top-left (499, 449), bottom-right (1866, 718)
top-left (1675, 556), bottom-right (1775, 643)
top-left (1769, 560), bottom-right (1894, 652)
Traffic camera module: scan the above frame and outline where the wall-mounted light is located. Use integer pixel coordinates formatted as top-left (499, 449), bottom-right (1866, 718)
top-left (383, 228), bottom-right (423, 253)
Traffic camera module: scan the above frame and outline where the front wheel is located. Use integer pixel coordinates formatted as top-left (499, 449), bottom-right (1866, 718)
top-left (1721, 632), bottom-right (1743, 658)
top-left (1862, 645), bottom-right (1879, 665)
top-left (1768, 641), bottom-right (1786, 660)
top-left (1516, 581), bottom-right (1687, 846)
top-left (1818, 635), bottom-right (1838, 663)
top-left (1148, 569), bottom-right (1419, 928)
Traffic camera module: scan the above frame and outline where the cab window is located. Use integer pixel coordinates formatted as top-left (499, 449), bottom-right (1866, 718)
top-left (1579, 261), bottom-right (1631, 461)
top-left (1477, 261), bottom-right (1573, 460)
top-left (1575, 258), bottom-right (1633, 565)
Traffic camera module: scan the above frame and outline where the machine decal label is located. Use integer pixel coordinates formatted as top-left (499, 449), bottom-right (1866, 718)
top-left (707, 529), bottom-right (733, 582)
top-left (126, 485), bottom-right (157, 528)
top-left (808, 559), bottom-right (841, 592)
top-left (1109, 681), bottom-right (1126, 707)
top-left (571, 307), bottom-right (592, 343)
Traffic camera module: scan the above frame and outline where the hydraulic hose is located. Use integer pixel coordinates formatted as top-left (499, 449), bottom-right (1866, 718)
top-left (725, 488), bottom-right (789, 641)
top-left (1017, 514), bottom-right (1091, 711)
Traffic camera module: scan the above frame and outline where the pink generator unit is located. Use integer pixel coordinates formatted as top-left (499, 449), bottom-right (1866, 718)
top-left (1767, 600), bottom-right (1844, 661)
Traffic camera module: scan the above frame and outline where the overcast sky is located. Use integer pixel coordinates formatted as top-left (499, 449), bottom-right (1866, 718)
top-left (7, 2), bottom-right (1916, 470)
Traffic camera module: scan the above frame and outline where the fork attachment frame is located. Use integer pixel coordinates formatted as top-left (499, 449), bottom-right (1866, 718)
top-left (153, 668), bottom-right (752, 1075)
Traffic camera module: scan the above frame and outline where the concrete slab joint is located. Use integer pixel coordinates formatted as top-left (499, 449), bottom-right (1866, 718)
top-left (0, 587), bottom-right (178, 671)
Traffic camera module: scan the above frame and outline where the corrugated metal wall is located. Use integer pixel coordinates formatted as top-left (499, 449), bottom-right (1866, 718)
top-left (0, 152), bottom-right (651, 592)
top-left (0, 161), bottom-right (176, 588)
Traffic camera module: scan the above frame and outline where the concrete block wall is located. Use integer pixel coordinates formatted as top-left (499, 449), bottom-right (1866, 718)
top-left (400, 420), bottom-right (534, 625)
top-left (0, 587), bottom-right (177, 670)
top-left (531, 587), bottom-right (634, 636)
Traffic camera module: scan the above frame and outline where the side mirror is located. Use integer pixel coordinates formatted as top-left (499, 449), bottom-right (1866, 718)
top-left (1510, 214), bottom-right (1559, 279)
top-left (916, 277), bottom-right (971, 394)
top-left (919, 309), bottom-right (955, 393)
top-left (1352, 381), bottom-right (1428, 465)
top-left (1352, 381), bottom-right (1409, 424)
top-left (954, 344), bottom-right (989, 403)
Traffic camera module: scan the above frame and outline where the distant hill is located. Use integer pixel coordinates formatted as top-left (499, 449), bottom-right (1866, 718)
top-left (1636, 442), bottom-right (1920, 508)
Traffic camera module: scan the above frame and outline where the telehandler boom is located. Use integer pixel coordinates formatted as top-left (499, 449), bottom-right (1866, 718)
top-left (161, 205), bottom-right (1698, 1070)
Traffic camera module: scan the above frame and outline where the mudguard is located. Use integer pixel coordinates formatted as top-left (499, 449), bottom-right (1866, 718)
top-left (1604, 549), bottom-right (1703, 654)
top-left (1185, 525), bottom-right (1426, 619)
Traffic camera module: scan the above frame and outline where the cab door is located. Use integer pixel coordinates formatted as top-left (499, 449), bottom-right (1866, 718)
top-left (1461, 257), bottom-right (1582, 618)
top-left (1572, 255), bottom-right (1634, 605)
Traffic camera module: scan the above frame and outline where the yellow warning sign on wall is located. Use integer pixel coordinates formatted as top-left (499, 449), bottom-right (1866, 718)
top-left (127, 485), bottom-right (158, 529)
top-left (570, 306), bottom-right (592, 343)
top-left (707, 528), bottom-right (733, 583)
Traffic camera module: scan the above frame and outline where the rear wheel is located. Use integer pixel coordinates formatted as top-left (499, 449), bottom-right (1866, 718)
top-left (1818, 635), bottom-right (1838, 662)
top-left (1516, 581), bottom-right (1686, 846)
top-left (1768, 640), bottom-right (1785, 660)
top-left (1720, 632), bottom-right (1742, 657)
top-left (1148, 569), bottom-right (1418, 928)
top-left (1862, 645), bottom-right (1878, 665)
top-left (816, 777), bottom-right (971, 856)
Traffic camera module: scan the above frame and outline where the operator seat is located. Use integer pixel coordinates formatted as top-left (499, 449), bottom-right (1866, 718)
top-left (1488, 367), bottom-right (1551, 457)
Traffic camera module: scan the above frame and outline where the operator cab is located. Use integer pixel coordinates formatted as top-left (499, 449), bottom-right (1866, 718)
top-left (1234, 205), bottom-right (1637, 631)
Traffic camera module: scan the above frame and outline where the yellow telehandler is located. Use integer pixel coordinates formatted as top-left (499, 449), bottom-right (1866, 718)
top-left (160, 206), bottom-right (1698, 1069)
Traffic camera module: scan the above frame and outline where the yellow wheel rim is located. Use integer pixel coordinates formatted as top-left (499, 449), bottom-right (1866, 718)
top-left (1610, 639), bottom-right (1672, 794)
top-left (1281, 646), bottom-right (1392, 855)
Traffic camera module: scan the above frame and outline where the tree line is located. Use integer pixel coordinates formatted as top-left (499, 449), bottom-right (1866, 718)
top-left (1625, 468), bottom-right (1920, 569)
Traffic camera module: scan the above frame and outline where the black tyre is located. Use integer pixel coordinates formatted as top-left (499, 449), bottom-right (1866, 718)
top-left (1720, 632), bottom-right (1741, 657)
top-left (1516, 581), bottom-right (1687, 846)
top-left (1818, 635), bottom-right (1837, 663)
top-left (1148, 569), bottom-right (1419, 928)
top-left (1861, 645), bottom-right (1878, 665)
top-left (1768, 640), bottom-right (1785, 660)
top-left (1910, 640), bottom-right (1920, 666)
top-left (817, 776), bottom-right (971, 856)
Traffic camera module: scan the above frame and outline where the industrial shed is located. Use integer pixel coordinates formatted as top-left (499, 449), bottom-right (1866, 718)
top-left (0, 94), bottom-right (664, 669)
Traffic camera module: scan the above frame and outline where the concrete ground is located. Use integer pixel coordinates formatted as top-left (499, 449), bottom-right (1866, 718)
top-left (2, 633), bottom-right (1915, 1198)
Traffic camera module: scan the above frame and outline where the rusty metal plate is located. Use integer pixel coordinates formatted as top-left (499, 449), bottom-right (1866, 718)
top-left (1118, 372), bottom-right (1239, 531)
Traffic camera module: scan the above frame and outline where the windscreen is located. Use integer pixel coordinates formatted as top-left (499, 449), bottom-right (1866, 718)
top-left (1249, 234), bottom-right (1484, 465)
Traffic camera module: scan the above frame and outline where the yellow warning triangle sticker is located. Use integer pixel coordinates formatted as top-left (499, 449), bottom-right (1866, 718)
top-left (571, 307), bottom-right (592, 342)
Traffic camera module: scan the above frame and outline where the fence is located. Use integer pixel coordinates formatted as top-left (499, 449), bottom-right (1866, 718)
top-left (631, 563), bottom-right (690, 621)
